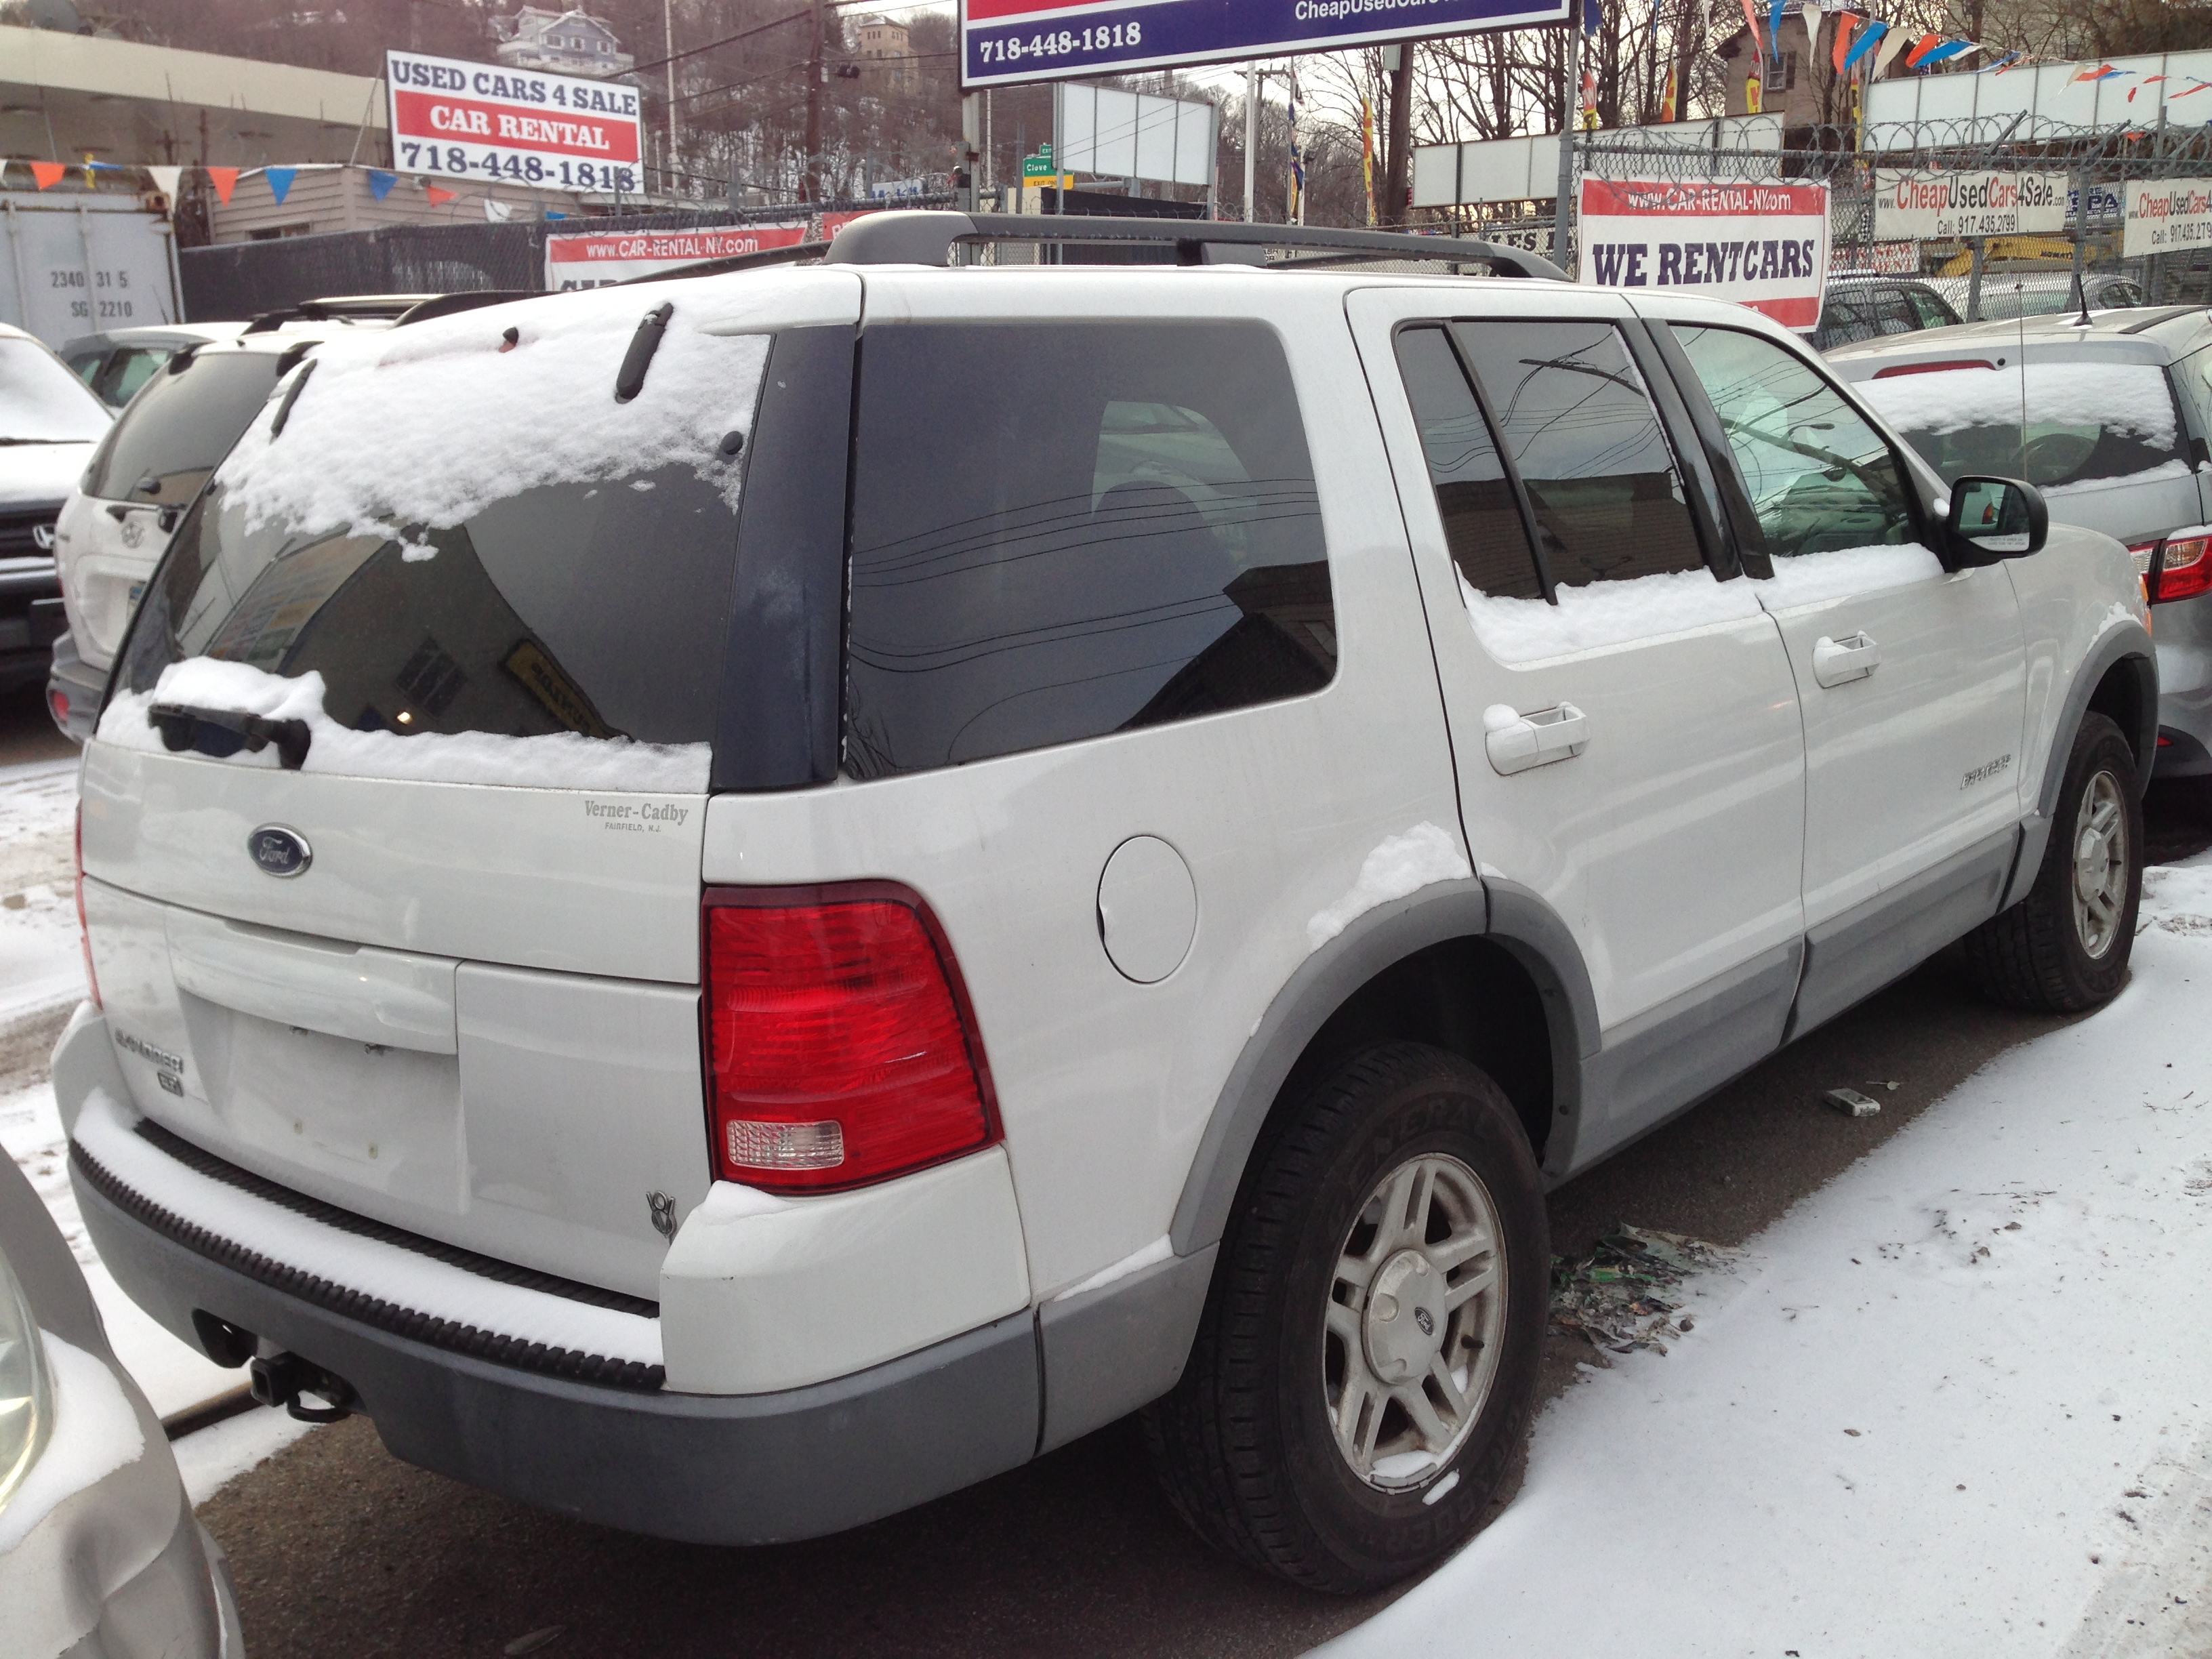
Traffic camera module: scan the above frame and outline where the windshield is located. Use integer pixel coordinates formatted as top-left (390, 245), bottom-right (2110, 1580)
top-left (1856, 359), bottom-right (2185, 493)
top-left (80, 350), bottom-right (286, 506)
top-left (0, 337), bottom-right (111, 444)
top-left (104, 293), bottom-right (772, 792)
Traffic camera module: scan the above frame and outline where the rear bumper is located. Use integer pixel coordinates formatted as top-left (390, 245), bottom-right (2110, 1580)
top-left (54, 997), bottom-right (1043, 1545)
top-left (76, 1165), bottom-right (1042, 1544)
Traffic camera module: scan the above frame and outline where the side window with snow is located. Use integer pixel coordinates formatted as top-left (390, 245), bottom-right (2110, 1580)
top-left (1669, 324), bottom-right (1917, 558)
top-left (1448, 321), bottom-right (1706, 588)
top-left (1391, 325), bottom-right (1544, 601)
top-left (842, 321), bottom-right (1332, 778)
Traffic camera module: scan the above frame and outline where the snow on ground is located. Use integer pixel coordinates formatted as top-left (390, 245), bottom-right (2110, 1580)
top-left (1317, 856), bottom-right (2212, 1659)
top-left (0, 759), bottom-right (89, 1023)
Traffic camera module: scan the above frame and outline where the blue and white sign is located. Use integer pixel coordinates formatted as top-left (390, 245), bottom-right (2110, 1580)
top-left (960, 0), bottom-right (1571, 89)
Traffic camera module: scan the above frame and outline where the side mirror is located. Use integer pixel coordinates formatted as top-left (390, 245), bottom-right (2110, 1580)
top-left (1945, 475), bottom-right (2047, 565)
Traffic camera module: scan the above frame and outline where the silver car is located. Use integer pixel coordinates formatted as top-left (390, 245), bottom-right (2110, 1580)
top-left (1830, 306), bottom-right (2212, 802)
top-left (0, 1148), bottom-right (242, 1655)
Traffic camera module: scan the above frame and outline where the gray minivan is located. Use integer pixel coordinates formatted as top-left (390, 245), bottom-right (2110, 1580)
top-left (1831, 306), bottom-right (2212, 803)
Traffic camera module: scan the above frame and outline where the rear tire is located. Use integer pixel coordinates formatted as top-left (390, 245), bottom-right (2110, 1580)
top-left (1965, 712), bottom-right (2142, 1012)
top-left (1142, 1043), bottom-right (1547, 1593)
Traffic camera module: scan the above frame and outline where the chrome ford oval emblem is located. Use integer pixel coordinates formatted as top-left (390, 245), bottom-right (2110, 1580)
top-left (246, 825), bottom-right (312, 878)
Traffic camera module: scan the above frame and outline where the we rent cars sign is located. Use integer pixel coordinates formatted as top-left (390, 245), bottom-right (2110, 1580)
top-left (386, 49), bottom-right (642, 195)
top-left (1578, 178), bottom-right (1830, 331)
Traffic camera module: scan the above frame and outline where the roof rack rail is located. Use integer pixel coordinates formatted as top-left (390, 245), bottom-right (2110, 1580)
top-left (241, 293), bottom-right (441, 333)
top-left (621, 210), bottom-right (1568, 285)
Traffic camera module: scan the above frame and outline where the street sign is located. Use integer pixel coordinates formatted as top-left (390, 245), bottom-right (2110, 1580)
top-left (959, 0), bottom-right (1571, 89)
top-left (386, 49), bottom-right (642, 195)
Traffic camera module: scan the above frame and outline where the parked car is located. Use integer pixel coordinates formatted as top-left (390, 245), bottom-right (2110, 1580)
top-left (0, 1139), bottom-right (243, 1654)
top-left (1929, 268), bottom-right (2146, 323)
top-left (0, 323), bottom-right (110, 697)
top-left (58, 214), bottom-right (2152, 1593)
top-left (1811, 274), bottom-right (1961, 351)
top-left (1831, 306), bottom-right (2212, 806)
top-left (46, 295), bottom-right (507, 741)
top-left (60, 324), bottom-right (247, 411)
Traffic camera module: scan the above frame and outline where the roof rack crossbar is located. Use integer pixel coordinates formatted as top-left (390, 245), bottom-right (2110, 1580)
top-left (815, 211), bottom-right (1569, 281)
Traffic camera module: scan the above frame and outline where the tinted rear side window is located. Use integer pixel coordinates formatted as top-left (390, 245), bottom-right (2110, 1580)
top-left (81, 350), bottom-right (283, 505)
top-left (1449, 321), bottom-right (1705, 588)
top-left (1391, 325), bottom-right (1542, 600)
top-left (844, 322), bottom-right (1331, 778)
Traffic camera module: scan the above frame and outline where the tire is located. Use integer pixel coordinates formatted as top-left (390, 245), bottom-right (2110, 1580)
top-left (1965, 712), bottom-right (2142, 1012)
top-left (1142, 1042), bottom-right (1548, 1593)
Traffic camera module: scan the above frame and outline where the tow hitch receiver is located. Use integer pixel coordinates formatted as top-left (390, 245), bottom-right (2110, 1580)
top-left (248, 1352), bottom-right (357, 1423)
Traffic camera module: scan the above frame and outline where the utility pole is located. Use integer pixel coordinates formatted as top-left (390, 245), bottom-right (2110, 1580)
top-left (803, 0), bottom-right (823, 203)
top-left (663, 0), bottom-right (678, 199)
top-left (1244, 64), bottom-right (1258, 221)
top-left (1553, 13), bottom-right (1579, 268)
top-left (1381, 43), bottom-right (1414, 226)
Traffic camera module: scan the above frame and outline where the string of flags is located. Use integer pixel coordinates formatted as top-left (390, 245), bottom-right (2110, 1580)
top-left (2, 158), bottom-right (562, 222)
top-left (1715, 0), bottom-right (2212, 106)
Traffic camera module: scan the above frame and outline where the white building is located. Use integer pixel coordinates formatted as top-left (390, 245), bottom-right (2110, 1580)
top-left (491, 8), bottom-right (634, 79)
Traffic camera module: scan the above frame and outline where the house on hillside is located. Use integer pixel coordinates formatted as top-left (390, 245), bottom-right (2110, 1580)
top-left (492, 7), bottom-right (634, 79)
top-left (855, 16), bottom-right (915, 94)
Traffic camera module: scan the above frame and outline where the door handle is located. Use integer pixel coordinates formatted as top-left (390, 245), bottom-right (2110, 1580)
top-left (1812, 632), bottom-right (1880, 688)
top-left (1484, 701), bottom-right (1589, 776)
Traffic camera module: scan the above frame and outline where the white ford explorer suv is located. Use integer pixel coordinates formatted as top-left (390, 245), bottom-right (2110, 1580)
top-left (57, 213), bottom-right (2152, 1592)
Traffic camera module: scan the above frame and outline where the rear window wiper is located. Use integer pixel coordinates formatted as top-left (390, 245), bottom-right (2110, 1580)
top-left (614, 302), bottom-right (673, 403)
top-left (148, 703), bottom-right (311, 771)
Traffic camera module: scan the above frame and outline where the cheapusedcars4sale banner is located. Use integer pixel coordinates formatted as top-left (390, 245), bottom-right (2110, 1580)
top-left (1577, 178), bottom-right (1830, 331)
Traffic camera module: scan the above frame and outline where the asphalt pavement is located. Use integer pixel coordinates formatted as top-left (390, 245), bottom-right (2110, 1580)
top-left (12, 670), bottom-right (2203, 1659)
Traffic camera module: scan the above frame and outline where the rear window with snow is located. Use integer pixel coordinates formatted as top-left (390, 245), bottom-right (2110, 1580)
top-left (1856, 359), bottom-right (2186, 494)
top-left (103, 293), bottom-right (773, 792)
top-left (79, 349), bottom-right (285, 506)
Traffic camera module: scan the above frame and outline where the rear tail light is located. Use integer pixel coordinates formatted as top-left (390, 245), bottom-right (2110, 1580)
top-left (47, 689), bottom-right (68, 727)
top-left (703, 884), bottom-right (996, 1193)
top-left (74, 806), bottom-right (98, 1009)
top-left (2135, 534), bottom-right (2212, 605)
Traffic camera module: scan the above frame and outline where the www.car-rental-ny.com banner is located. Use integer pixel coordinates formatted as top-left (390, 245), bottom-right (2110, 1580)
top-left (958, 0), bottom-right (1570, 89)
top-left (1577, 178), bottom-right (1830, 331)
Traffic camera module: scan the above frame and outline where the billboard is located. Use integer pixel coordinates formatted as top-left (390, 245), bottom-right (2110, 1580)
top-left (544, 213), bottom-right (877, 290)
top-left (1872, 171), bottom-right (2067, 241)
top-left (959, 0), bottom-right (1570, 89)
top-left (2123, 178), bottom-right (2212, 259)
top-left (1578, 178), bottom-right (1829, 332)
top-left (386, 49), bottom-right (643, 195)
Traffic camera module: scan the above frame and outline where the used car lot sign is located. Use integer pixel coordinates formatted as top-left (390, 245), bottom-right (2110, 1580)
top-left (1872, 170), bottom-right (2068, 240)
top-left (958, 0), bottom-right (1571, 89)
top-left (1577, 178), bottom-right (1830, 331)
top-left (386, 49), bottom-right (642, 194)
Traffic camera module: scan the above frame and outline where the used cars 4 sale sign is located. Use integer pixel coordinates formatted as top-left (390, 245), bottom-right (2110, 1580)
top-left (385, 49), bottom-right (642, 194)
top-left (1578, 178), bottom-right (1830, 331)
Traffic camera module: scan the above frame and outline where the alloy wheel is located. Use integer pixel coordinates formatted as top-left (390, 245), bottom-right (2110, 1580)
top-left (1324, 1153), bottom-right (1507, 1490)
top-left (2072, 768), bottom-right (2128, 960)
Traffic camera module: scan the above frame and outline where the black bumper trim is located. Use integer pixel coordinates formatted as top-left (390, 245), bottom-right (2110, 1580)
top-left (71, 1126), bottom-right (665, 1391)
top-left (73, 1171), bottom-right (1043, 1544)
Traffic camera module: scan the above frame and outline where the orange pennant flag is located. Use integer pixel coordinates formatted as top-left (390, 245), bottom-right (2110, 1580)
top-left (205, 166), bottom-right (239, 205)
top-left (29, 161), bottom-right (66, 190)
top-left (1904, 31), bottom-right (1941, 67)
top-left (426, 184), bottom-right (457, 205)
top-left (1831, 13), bottom-right (1862, 73)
